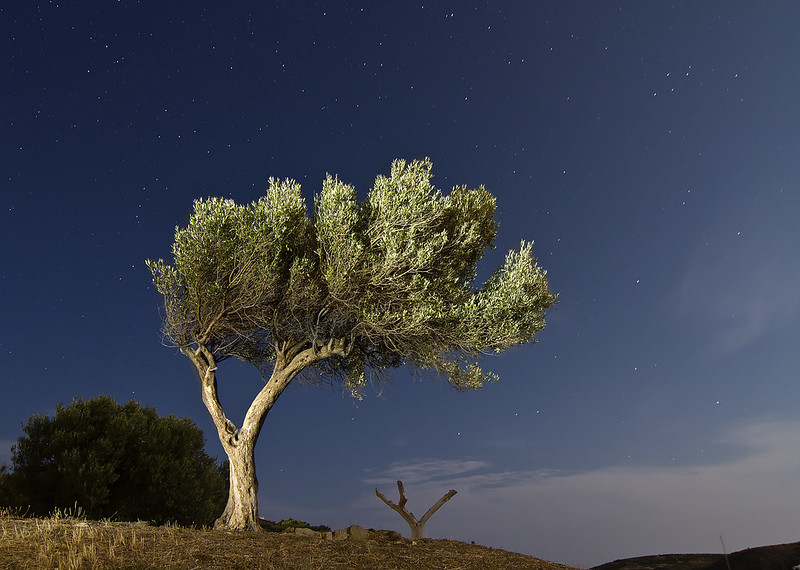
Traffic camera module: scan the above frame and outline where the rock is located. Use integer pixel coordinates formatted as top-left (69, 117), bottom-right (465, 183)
top-left (332, 524), bottom-right (370, 541)
top-left (332, 528), bottom-right (349, 541)
top-left (320, 531), bottom-right (333, 541)
top-left (347, 524), bottom-right (369, 541)
top-left (294, 527), bottom-right (318, 538)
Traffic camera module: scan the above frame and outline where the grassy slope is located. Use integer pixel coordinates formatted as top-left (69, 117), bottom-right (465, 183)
top-left (5, 514), bottom-right (797, 569)
top-left (0, 516), bottom-right (577, 569)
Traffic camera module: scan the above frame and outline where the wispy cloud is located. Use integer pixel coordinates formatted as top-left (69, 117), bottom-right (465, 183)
top-left (678, 225), bottom-right (800, 357)
top-left (363, 458), bottom-right (490, 486)
top-left (360, 420), bottom-right (800, 568)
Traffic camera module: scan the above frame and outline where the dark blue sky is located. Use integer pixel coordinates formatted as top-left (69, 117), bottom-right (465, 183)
top-left (3, 2), bottom-right (800, 567)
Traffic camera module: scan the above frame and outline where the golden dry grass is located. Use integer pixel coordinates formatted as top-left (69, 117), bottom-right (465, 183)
top-left (0, 515), bottom-right (577, 569)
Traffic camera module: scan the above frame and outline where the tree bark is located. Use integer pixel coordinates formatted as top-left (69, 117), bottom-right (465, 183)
top-left (209, 362), bottom-right (294, 531)
top-left (376, 480), bottom-right (457, 540)
top-left (216, 441), bottom-right (260, 531)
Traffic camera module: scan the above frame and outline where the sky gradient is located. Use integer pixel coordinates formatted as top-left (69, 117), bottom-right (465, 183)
top-left (3, 2), bottom-right (800, 567)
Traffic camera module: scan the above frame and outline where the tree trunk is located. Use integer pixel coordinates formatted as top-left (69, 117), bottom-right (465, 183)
top-left (181, 338), bottom-right (350, 531)
top-left (409, 520), bottom-right (425, 540)
top-left (215, 441), bottom-right (261, 531)
top-left (376, 481), bottom-right (457, 541)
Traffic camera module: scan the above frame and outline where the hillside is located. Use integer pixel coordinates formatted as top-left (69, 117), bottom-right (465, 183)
top-left (593, 541), bottom-right (800, 570)
top-left (0, 516), bottom-right (576, 569)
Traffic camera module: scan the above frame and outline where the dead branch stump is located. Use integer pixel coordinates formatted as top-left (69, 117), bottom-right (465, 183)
top-left (375, 480), bottom-right (457, 540)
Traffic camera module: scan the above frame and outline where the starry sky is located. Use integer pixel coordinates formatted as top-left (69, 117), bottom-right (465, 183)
top-left (3, 2), bottom-right (800, 567)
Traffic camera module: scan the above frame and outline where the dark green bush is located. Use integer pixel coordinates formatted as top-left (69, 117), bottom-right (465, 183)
top-left (309, 523), bottom-right (332, 532)
top-left (4, 396), bottom-right (227, 527)
top-left (279, 518), bottom-right (311, 529)
top-left (0, 463), bottom-right (13, 509)
top-left (260, 518), bottom-right (331, 533)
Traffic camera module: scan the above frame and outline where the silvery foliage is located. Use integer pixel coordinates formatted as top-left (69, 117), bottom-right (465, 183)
top-left (147, 159), bottom-right (556, 397)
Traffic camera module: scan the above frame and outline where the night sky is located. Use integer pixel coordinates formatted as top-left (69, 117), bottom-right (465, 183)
top-left (3, 2), bottom-right (800, 567)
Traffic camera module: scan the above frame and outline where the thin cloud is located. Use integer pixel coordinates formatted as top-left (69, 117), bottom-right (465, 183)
top-left (363, 458), bottom-right (490, 486)
top-left (678, 225), bottom-right (800, 357)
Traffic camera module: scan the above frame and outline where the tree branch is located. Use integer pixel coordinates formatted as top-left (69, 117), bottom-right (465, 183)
top-left (397, 480), bottom-right (408, 510)
top-left (375, 484), bottom-right (417, 530)
top-left (181, 345), bottom-right (239, 446)
top-left (419, 489), bottom-right (457, 526)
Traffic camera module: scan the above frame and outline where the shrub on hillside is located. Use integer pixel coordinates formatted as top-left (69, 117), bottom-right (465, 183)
top-left (259, 518), bottom-right (331, 533)
top-left (0, 463), bottom-right (13, 510)
top-left (3, 396), bottom-right (227, 526)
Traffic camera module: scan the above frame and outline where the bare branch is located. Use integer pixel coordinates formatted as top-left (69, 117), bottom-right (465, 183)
top-left (375, 480), bottom-right (457, 540)
top-left (397, 480), bottom-right (408, 510)
top-left (419, 489), bottom-right (457, 526)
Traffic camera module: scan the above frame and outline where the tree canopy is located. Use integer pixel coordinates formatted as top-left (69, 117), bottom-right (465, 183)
top-left (5, 396), bottom-right (227, 526)
top-left (147, 158), bottom-right (556, 396)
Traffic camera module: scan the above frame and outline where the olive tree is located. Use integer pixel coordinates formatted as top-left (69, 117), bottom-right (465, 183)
top-left (147, 158), bottom-right (556, 531)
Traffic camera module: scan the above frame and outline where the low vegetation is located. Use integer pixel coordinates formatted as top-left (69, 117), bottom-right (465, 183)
top-left (4, 507), bottom-right (800, 569)
top-left (3, 396), bottom-right (227, 527)
top-left (0, 510), bottom-right (574, 570)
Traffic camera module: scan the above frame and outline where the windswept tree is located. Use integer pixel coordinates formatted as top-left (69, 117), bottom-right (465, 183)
top-left (147, 158), bottom-right (556, 531)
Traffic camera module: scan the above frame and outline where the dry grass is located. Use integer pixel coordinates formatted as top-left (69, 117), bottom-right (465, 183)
top-left (0, 514), bottom-right (576, 569)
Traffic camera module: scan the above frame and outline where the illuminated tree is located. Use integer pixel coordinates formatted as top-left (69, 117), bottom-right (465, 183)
top-left (147, 158), bottom-right (556, 531)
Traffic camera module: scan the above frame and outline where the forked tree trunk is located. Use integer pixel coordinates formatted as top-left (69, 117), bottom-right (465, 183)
top-left (181, 338), bottom-right (349, 532)
top-left (216, 441), bottom-right (260, 531)
top-left (376, 480), bottom-right (457, 540)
